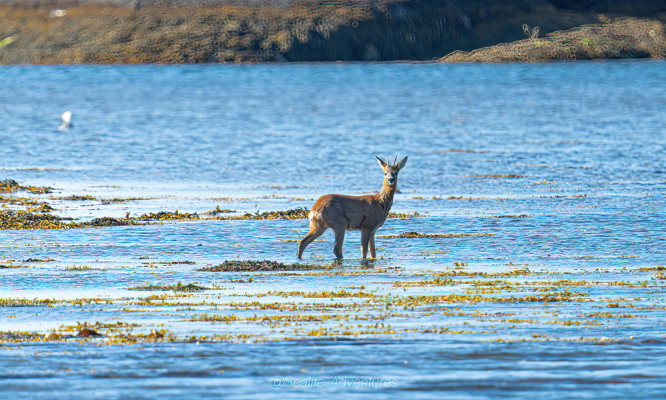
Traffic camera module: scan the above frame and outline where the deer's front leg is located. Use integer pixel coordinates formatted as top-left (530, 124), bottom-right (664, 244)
top-left (369, 235), bottom-right (376, 259)
top-left (361, 229), bottom-right (372, 259)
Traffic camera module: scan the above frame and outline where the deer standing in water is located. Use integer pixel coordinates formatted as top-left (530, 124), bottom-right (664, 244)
top-left (297, 156), bottom-right (408, 260)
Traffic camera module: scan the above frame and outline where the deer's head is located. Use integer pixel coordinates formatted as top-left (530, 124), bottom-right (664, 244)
top-left (376, 156), bottom-right (408, 189)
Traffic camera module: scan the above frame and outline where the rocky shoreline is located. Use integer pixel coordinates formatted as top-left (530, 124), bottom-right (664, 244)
top-left (441, 17), bottom-right (665, 62)
top-left (0, 0), bottom-right (664, 63)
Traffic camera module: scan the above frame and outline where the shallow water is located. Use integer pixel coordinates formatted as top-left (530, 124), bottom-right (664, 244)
top-left (1, 61), bottom-right (665, 399)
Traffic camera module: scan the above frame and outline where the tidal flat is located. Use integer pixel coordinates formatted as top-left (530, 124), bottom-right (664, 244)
top-left (1, 61), bottom-right (665, 398)
top-left (2, 176), bottom-right (665, 399)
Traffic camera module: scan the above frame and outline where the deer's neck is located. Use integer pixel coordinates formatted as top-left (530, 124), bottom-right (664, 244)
top-left (376, 184), bottom-right (396, 211)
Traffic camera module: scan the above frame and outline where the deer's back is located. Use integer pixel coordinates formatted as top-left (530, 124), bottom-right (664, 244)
top-left (310, 193), bottom-right (389, 231)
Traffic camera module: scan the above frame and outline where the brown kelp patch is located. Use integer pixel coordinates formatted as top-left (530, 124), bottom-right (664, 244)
top-left (378, 231), bottom-right (495, 239)
top-left (199, 260), bottom-right (331, 272)
top-left (0, 195), bottom-right (44, 207)
top-left (0, 210), bottom-right (141, 230)
top-left (0, 179), bottom-right (52, 194)
top-left (0, 298), bottom-right (55, 307)
top-left (200, 205), bottom-right (236, 217)
top-left (131, 211), bottom-right (199, 221)
top-left (0, 210), bottom-right (70, 230)
top-left (57, 195), bottom-right (97, 201)
top-left (128, 282), bottom-right (211, 292)
top-left (486, 214), bottom-right (530, 218)
top-left (0, 264), bottom-right (28, 269)
top-left (61, 265), bottom-right (105, 271)
top-left (101, 197), bottom-right (153, 204)
top-left (82, 217), bottom-right (134, 227)
top-left (388, 211), bottom-right (425, 218)
top-left (76, 328), bottom-right (102, 338)
top-left (219, 208), bottom-right (309, 220)
top-left (466, 174), bottom-right (527, 179)
top-left (2, 260), bottom-right (666, 345)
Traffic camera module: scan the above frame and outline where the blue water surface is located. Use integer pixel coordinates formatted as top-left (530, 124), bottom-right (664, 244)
top-left (1, 61), bottom-right (665, 399)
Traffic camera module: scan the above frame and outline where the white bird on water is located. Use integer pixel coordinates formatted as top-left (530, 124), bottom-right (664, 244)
top-left (58, 111), bottom-right (72, 130)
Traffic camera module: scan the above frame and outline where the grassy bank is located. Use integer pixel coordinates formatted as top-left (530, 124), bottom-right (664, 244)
top-left (0, 0), bottom-right (665, 63)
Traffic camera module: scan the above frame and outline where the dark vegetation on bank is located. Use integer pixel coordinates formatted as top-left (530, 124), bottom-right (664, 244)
top-left (0, 0), bottom-right (664, 63)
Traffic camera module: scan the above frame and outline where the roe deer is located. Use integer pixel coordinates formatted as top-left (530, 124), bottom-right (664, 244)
top-left (297, 156), bottom-right (408, 260)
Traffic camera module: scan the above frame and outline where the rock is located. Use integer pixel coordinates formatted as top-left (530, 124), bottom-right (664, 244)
top-left (76, 328), bottom-right (101, 338)
top-left (44, 332), bottom-right (61, 341)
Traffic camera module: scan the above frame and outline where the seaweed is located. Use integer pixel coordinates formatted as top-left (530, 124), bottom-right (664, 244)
top-left (219, 208), bottom-right (309, 220)
top-left (198, 260), bottom-right (330, 272)
top-left (377, 231), bottom-right (495, 239)
top-left (76, 328), bottom-right (102, 338)
top-left (0, 179), bottom-right (53, 194)
top-left (0, 210), bottom-right (70, 230)
top-left (59, 195), bottom-right (97, 201)
top-left (0, 210), bottom-right (145, 230)
top-left (467, 174), bottom-right (527, 179)
top-left (82, 217), bottom-right (133, 227)
top-left (128, 282), bottom-right (211, 292)
top-left (131, 211), bottom-right (200, 221)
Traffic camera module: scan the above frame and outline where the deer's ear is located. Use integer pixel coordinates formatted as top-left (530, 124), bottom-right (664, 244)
top-left (396, 156), bottom-right (408, 170)
top-left (376, 156), bottom-right (388, 170)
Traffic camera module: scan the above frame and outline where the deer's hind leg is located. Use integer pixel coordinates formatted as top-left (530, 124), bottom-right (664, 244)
top-left (297, 219), bottom-right (327, 259)
top-left (361, 229), bottom-right (373, 259)
top-left (331, 225), bottom-right (346, 259)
